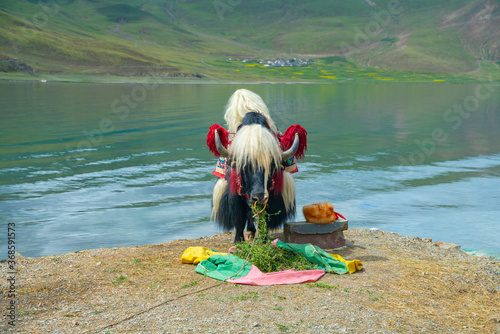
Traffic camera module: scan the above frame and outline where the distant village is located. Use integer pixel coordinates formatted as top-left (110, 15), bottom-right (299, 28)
top-left (228, 57), bottom-right (314, 67)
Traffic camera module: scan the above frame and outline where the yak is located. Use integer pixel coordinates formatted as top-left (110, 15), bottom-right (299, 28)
top-left (209, 112), bottom-right (301, 243)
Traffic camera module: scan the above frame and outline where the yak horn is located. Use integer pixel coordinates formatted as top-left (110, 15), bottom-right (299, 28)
top-left (215, 129), bottom-right (229, 158)
top-left (282, 133), bottom-right (299, 160)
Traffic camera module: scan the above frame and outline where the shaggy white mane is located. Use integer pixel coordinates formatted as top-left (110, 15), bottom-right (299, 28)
top-left (211, 178), bottom-right (227, 220)
top-left (224, 89), bottom-right (277, 134)
top-left (230, 124), bottom-right (281, 178)
top-left (281, 171), bottom-right (296, 212)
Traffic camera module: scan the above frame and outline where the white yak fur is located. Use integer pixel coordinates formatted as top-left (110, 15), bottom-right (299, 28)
top-left (281, 171), bottom-right (296, 213)
top-left (224, 89), bottom-right (277, 134)
top-left (211, 178), bottom-right (227, 219)
top-left (229, 124), bottom-right (281, 180)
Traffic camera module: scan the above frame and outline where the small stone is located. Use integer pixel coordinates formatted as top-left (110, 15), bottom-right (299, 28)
top-left (491, 314), bottom-right (500, 323)
top-left (96, 261), bottom-right (102, 266)
top-left (423, 238), bottom-right (432, 243)
top-left (487, 287), bottom-right (497, 294)
top-left (438, 243), bottom-right (461, 250)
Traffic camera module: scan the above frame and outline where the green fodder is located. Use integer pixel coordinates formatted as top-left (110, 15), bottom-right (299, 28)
top-left (235, 240), bottom-right (318, 273)
top-left (234, 204), bottom-right (318, 273)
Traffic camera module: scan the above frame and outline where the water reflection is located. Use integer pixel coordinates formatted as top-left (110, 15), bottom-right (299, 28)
top-left (0, 82), bottom-right (499, 257)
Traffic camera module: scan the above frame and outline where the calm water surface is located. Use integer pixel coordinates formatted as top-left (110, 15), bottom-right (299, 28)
top-left (1, 82), bottom-right (499, 258)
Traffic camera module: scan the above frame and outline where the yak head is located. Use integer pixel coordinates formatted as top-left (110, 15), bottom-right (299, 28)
top-left (214, 113), bottom-right (299, 208)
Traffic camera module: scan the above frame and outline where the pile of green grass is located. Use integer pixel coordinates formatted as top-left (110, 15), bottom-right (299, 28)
top-left (234, 204), bottom-right (318, 273)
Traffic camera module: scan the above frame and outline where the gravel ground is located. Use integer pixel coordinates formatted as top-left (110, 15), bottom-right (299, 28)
top-left (1, 229), bottom-right (499, 333)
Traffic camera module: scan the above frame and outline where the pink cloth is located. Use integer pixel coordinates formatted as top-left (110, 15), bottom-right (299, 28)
top-left (226, 265), bottom-right (325, 286)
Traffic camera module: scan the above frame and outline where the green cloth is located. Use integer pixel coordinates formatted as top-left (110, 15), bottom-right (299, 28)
top-left (195, 255), bottom-right (252, 281)
top-left (274, 239), bottom-right (349, 274)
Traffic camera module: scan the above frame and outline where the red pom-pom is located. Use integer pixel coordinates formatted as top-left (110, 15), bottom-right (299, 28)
top-left (281, 124), bottom-right (307, 160)
top-left (206, 124), bottom-right (229, 157)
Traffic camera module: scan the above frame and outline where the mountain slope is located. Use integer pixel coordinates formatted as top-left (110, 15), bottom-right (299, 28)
top-left (0, 0), bottom-right (499, 80)
top-left (172, 0), bottom-right (499, 73)
top-left (0, 1), bottom-right (250, 78)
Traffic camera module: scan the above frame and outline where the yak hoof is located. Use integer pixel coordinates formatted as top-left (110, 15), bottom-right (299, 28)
top-left (244, 231), bottom-right (255, 241)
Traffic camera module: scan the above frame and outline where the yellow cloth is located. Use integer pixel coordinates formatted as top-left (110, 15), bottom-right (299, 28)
top-left (181, 247), bottom-right (228, 264)
top-left (328, 253), bottom-right (363, 274)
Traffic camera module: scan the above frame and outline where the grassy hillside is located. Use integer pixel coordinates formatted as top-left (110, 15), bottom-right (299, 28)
top-left (0, 0), bottom-right (499, 82)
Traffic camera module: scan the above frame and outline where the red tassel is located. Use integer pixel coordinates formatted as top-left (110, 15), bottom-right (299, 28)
top-left (335, 211), bottom-right (346, 220)
top-left (229, 168), bottom-right (239, 195)
top-left (281, 124), bottom-right (307, 160)
top-left (206, 124), bottom-right (229, 157)
top-left (273, 170), bottom-right (284, 195)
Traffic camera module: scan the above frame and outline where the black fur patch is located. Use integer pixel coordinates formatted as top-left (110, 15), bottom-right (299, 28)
top-left (237, 111), bottom-right (270, 131)
top-left (215, 169), bottom-right (295, 243)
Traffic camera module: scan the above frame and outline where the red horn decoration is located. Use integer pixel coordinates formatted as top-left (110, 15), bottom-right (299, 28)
top-left (206, 124), bottom-right (229, 157)
top-left (281, 124), bottom-right (307, 160)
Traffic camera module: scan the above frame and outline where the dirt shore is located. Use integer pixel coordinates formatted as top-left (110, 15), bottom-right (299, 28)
top-left (2, 229), bottom-right (499, 333)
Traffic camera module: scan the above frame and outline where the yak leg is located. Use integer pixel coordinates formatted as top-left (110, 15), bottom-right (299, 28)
top-left (244, 214), bottom-right (256, 240)
top-left (234, 199), bottom-right (249, 243)
top-left (234, 225), bottom-right (245, 243)
top-left (217, 191), bottom-right (249, 243)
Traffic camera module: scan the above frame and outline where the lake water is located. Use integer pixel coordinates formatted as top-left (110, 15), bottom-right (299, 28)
top-left (1, 81), bottom-right (499, 258)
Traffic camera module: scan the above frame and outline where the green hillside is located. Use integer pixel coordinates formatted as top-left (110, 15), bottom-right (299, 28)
top-left (0, 0), bottom-right (499, 82)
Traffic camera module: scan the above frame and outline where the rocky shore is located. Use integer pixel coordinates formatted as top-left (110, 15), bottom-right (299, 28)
top-left (2, 229), bottom-right (499, 333)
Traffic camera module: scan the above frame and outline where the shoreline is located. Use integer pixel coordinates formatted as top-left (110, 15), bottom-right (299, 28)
top-left (4, 228), bottom-right (499, 333)
top-left (1, 73), bottom-right (499, 85)
top-left (8, 230), bottom-right (500, 261)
